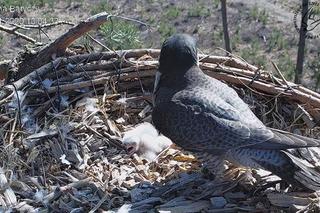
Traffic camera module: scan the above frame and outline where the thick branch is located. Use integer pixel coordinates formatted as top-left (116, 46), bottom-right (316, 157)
top-left (15, 12), bottom-right (111, 80)
top-left (2, 48), bottom-right (320, 122)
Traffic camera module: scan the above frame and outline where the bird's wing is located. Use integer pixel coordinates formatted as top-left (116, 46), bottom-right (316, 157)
top-left (152, 96), bottom-right (320, 153)
top-left (188, 78), bottom-right (320, 150)
top-left (200, 75), bottom-right (265, 128)
top-left (250, 128), bottom-right (320, 149)
top-left (152, 98), bottom-right (272, 153)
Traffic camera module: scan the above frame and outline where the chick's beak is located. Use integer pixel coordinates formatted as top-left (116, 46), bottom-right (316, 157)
top-left (125, 143), bottom-right (137, 156)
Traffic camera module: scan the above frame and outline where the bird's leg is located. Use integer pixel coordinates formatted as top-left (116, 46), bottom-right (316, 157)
top-left (211, 159), bottom-right (229, 182)
top-left (197, 154), bottom-right (228, 181)
top-left (225, 163), bottom-right (257, 189)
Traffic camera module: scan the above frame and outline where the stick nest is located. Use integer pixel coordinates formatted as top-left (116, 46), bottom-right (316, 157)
top-left (1, 49), bottom-right (320, 212)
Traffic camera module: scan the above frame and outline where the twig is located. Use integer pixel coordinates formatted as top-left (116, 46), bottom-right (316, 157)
top-left (0, 24), bottom-right (38, 44)
top-left (86, 33), bottom-right (112, 51)
top-left (111, 14), bottom-right (150, 27)
top-left (23, 21), bottom-right (74, 29)
top-left (271, 61), bottom-right (292, 90)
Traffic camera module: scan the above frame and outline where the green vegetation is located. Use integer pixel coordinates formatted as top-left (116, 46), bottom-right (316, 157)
top-left (211, 29), bottom-right (223, 46)
top-left (100, 20), bottom-right (141, 50)
top-left (250, 5), bottom-right (269, 25)
top-left (240, 38), bottom-right (266, 67)
top-left (188, 4), bottom-right (210, 17)
top-left (0, 33), bottom-right (4, 46)
top-left (212, 0), bottom-right (220, 8)
top-left (276, 52), bottom-right (295, 80)
top-left (146, 16), bottom-right (156, 25)
top-left (311, 4), bottom-right (320, 15)
top-left (76, 35), bottom-right (94, 52)
top-left (158, 22), bottom-right (176, 41)
top-left (268, 30), bottom-right (288, 51)
top-left (231, 26), bottom-right (241, 50)
top-left (309, 59), bottom-right (320, 89)
top-left (165, 6), bottom-right (180, 20)
top-left (158, 6), bottom-right (181, 40)
top-left (91, 0), bottom-right (113, 14)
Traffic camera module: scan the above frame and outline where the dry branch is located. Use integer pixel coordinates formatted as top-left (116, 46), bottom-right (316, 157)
top-left (3, 48), bottom-right (320, 123)
top-left (0, 24), bottom-right (37, 43)
top-left (23, 21), bottom-right (74, 29)
top-left (15, 12), bottom-right (112, 80)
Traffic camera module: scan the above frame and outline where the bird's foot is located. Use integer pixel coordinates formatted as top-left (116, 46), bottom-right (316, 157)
top-left (225, 167), bottom-right (256, 190)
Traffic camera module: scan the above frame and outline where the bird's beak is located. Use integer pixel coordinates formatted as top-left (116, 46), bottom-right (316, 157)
top-left (153, 71), bottom-right (162, 94)
top-left (126, 144), bottom-right (137, 156)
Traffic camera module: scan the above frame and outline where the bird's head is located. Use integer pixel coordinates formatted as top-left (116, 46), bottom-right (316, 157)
top-left (159, 34), bottom-right (198, 74)
top-left (154, 34), bottom-right (198, 94)
top-left (122, 136), bottom-right (140, 156)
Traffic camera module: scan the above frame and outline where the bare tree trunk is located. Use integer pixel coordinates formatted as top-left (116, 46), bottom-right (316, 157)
top-left (295, 0), bottom-right (309, 84)
top-left (221, 0), bottom-right (232, 54)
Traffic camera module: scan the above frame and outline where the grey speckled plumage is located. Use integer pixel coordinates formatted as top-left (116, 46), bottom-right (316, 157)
top-left (152, 34), bottom-right (320, 191)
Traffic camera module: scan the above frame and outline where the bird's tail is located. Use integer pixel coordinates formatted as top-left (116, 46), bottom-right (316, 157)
top-left (255, 150), bottom-right (320, 191)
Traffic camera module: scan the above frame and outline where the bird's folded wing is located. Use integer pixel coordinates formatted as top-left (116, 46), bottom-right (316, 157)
top-left (153, 100), bottom-right (320, 152)
top-left (152, 100), bottom-right (273, 152)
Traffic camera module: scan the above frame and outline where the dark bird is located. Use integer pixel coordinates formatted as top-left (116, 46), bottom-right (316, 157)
top-left (152, 34), bottom-right (320, 191)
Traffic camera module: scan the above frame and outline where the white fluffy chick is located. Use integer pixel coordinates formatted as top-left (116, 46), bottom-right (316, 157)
top-left (122, 122), bottom-right (172, 161)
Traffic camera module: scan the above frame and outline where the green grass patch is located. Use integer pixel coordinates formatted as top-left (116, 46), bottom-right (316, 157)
top-left (100, 19), bottom-right (141, 50)
top-left (311, 4), bottom-right (320, 16)
top-left (147, 16), bottom-right (156, 25)
top-left (158, 22), bottom-right (176, 41)
top-left (309, 58), bottom-right (320, 89)
top-left (268, 29), bottom-right (288, 51)
top-left (188, 4), bottom-right (210, 17)
top-left (240, 38), bottom-right (266, 67)
top-left (231, 26), bottom-right (241, 50)
top-left (211, 29), bottom-right (223, 46)
top-left (276, 52), bottom-right (295, 81)
top-left (212, 0), bottom-right (220, 9)
top-left (165, 6), bottom-right (180, 20)
top-left (91, 1), bottom-right (113, 15)
top-left (249, 5), bottom-right (269, 25)
top-left (0, 33), bottom-right (4, 46)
